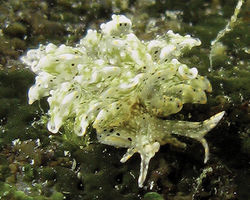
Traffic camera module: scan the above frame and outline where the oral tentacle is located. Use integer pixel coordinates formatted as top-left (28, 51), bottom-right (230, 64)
top-left (137, 142), bottom-right (160, 187)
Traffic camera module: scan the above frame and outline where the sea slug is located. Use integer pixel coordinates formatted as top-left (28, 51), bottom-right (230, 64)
top-left (21, 14), bottom-right (225, 187)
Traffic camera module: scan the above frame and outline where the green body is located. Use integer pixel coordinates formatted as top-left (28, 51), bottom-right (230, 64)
top-left (21, 15), bottom-right (225, 187)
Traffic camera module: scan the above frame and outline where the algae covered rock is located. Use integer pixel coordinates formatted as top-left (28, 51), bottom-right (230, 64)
top-left (143, 192), bottom-right (164, 200)
top-left (21, 14), bottom-right (225, 187)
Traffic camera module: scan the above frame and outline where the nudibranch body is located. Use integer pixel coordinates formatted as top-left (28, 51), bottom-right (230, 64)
top-left (22, 15), bottom-right (225, 187)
